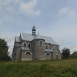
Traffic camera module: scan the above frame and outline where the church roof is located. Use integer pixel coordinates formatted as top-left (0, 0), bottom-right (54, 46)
top-left (20, 33), bottom-right (58, 45)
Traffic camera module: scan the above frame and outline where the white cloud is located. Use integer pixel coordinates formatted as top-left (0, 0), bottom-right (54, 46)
top-left (0, 0), bottom-right (20, 14)
top-left (0, 0), bottom-right (11, 7)
top-left (0, 0), bottom-right (12, 13)
top-left (59, 8), bottom-right (68, 14)
top-left (59, 8), bottom-right (75, 17)
top-left (0, 0), bottom-right (19, 7)
top-left (19, 0), bottom-right (41, 16)
top-left (13, 0), bottom-right (20, 4)
top-left (6, 7), bottom-right (18, 15)
top-left (0, 0), bottom-right (40, 16)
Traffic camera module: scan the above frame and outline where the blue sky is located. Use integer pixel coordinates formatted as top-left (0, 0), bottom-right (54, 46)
top-left (0, 0), bottom-right (77, 55)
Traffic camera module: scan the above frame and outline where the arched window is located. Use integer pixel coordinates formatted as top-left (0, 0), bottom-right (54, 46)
top-left (45, 52), bottom-right (51, 56)
top-left (39, 40), bottom-right (43, 46)
top-left (26, 52), bottom-right (31, 55)
top-left (24, 51), bottom-right (32, 55)
top-left (46, 44), bottom-right (49, 49)
top-left (23, 42), bottom-right (27, 47)
top-left (28, 43), bottom-right (31, 48)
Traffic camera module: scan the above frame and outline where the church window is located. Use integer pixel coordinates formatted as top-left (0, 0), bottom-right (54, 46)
top-left (26, 52), bottom-right (31, 55)
top-left (40, 40), bottom-right (43, 46)
top-left (45, 52), bottom-right (51, 56)
top-left (25, 51), bottom-right (32, 55)
top-left (28, 43), bottom-right (31, 48)
top-left (23, 42), bottom-right (27, 47)
top-left (46, 44), bottom-right (49, 49)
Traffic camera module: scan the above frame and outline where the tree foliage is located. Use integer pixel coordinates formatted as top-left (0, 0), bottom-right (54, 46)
top-left (62, 48), bottom-right (70, 59)
top-left (0, 38), bottom-right (11, 61)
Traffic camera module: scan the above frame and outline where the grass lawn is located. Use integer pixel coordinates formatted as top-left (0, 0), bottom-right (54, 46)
top-left (0, 58), bottom-right (77, 77)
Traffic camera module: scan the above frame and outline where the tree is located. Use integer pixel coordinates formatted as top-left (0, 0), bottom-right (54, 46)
top-left (62, 48), bottom-right (70, 59)
top-left (0, 38), bottom-right (11, 61)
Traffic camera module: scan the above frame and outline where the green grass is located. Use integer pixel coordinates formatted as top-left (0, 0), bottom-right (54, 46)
top-left (0, 58), bottom-right (77, 77)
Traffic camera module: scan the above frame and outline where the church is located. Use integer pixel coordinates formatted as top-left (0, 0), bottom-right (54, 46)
top-left (12, 26), bottom-right (61, 61)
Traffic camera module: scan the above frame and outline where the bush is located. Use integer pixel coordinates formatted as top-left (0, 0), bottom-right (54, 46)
top-left (69, 54), bottom-right (77, 58)
top-left (0, 39), bottom-right (11, 61)
top-left (62, 48), bottom-right (70, 59)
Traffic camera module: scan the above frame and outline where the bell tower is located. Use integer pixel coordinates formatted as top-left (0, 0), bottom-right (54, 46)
top-left (32, 26), bottom-right (36, 36)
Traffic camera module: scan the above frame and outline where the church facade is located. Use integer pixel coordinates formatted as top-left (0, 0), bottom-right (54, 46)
top-left (12, 26), bottom-right (61, 61)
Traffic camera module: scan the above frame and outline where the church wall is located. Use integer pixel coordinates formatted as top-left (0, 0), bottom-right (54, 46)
top-left (32, 39), bottom-right (45, 60)
top-left (12, 40), bottom-right (61, 60)
top-left (45, 52), bottom-right (52, 60)
top-left (20, 40), bottom-right (32, 49)
top-left (12, 42), bottom-right (21, 61)
top-left (58, 51), bottom-right (62, 59)
top-left (20, 40), bottom-right (32, 60)
top-left (44, 43), bottom-right (54, 60)
top-left (13, 46), bottom-right (21, 60)
top-left (52, 45), bottom-right (61, 59)
top-left (21, 50), bottom-right (32, 61)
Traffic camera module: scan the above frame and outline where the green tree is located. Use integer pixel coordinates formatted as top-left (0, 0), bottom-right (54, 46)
top-left (0, 38), bottom-right (11, 61)
top-left (62, 48), bottom-right (70, 59)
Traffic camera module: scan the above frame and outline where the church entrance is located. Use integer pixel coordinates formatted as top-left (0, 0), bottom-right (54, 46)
top-left (56, 54), bottom-right (58, 59)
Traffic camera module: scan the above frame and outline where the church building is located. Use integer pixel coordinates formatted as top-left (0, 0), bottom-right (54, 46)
top-left (12, 26), bottom-right (61, 61)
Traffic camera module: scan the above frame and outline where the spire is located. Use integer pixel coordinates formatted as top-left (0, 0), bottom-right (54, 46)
top-left (32, 26), bottom-right (36, 36)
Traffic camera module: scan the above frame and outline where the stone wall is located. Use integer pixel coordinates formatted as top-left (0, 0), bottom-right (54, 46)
top-left (21, 50), bottom-right (32, 61)
top-left (52, 45), bottom-right (61, 59)
top-left (12, 42), bottom-right (21, 61)
top-left (32, 39), bottom-right (45, 60)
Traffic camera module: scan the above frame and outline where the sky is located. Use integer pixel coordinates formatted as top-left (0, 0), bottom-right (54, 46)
top-left (0, 0), bottom-right (77, 56)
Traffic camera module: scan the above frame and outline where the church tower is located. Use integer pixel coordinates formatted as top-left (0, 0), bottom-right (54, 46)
top-left (32, 26), bottom-right (36, 36)
top-left (32, 38), bottom-right (45, 60)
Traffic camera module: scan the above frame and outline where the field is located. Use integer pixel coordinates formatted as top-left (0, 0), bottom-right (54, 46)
top-left (0, 59), bottom-right (77, 77)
